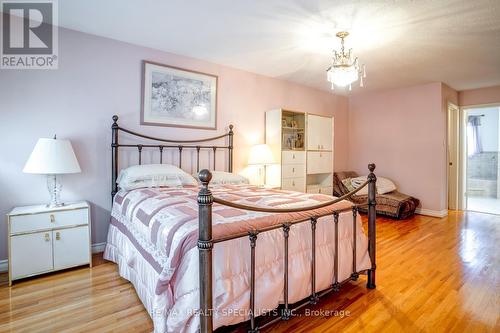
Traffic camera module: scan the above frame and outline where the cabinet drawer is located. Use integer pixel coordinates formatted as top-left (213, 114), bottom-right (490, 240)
top-left (10, 231), bottom-right (53, 279)
top-left (282, 177), bottom-right (305, 192)
top-left (10, 208), bottom-right (88, 234)
top-left (282, 164), bottom-right (305, 178)
top-left (306, 186), bottom-right (333, 195)
top-left (307, 152), bottom-right (332, 174)
top-left (306, 185), bottom-right (320, 194)
top-left (282, 151), bottom-right (305, 165)
top-left (53, 226), bottom-right (90, 270)
top-left (318, 186), bottom-right (333, 195)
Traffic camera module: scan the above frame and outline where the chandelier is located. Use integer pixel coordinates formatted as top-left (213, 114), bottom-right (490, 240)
top-left (326, 31), bottom-right (366, 91)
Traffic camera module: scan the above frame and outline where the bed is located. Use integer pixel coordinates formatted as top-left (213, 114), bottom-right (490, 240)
top-left (104, 115), bottom-right (377, 333)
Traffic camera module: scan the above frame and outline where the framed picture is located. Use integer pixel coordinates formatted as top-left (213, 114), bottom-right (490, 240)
top-left (283, 133), bottom-right (295, 149)
top-left (141, 61), bottom-right (218, 129)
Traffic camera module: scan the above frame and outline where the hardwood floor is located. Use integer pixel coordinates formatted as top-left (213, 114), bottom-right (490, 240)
top-left (0, 211), bottom-right (498, 332)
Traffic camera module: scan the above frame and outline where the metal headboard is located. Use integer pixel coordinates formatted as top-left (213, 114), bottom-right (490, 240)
top-left (111, 115), bottom-right (234, 198)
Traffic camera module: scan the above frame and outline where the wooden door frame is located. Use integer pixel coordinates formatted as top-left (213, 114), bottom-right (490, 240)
top-left (460, 103), bottom-right (500, 210)
top-left (447, 102), bottom-right (461, 210)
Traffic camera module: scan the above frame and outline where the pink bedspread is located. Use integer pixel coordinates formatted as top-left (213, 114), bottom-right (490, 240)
top-left (104, 185), bottom-right (370, 332)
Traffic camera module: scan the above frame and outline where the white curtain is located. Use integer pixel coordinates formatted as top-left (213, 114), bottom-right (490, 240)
top-left (467, 115), bottom-right (482, 157)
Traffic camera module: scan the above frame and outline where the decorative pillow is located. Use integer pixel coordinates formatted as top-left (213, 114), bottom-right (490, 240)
top-left (351, 176), bottom-right (397, 195)
top-left (193, 171), bottom-right (249, 185)
top-left (117, 164), bottom-right (197, 191)
top-left (341, 178), bottom-right (355, 192)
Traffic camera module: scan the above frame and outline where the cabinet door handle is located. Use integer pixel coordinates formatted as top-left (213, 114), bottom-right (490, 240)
top-left (320, 153), bottom-right (322, 157)
top-left (56, 232), bottom-right (61, 240)
top-left (292, 180), bottom-right (295, 186)
top-left (50, 214), bottom-right (55, 223)
top-left (44, 233), bottom-right (50, 242)
top-left (292, 167), bottom-right (295, 173)
top-left (319, 188), bottom-right (322, 193)
top-left (318, 144), bottom-right (320, 149)
top-left (292, 154), bottom-right (295, 159)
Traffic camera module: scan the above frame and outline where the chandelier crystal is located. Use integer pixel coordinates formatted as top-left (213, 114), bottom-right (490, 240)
top-left (326, 31), bottom-right (366, 91)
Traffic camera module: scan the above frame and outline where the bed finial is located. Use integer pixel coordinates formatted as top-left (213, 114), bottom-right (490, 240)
top-left (368, 163), bottom-right (376, 173)
top-left (229, 124), bottom-right (234, 132)
top-left (198, 169), bottom-right (213, 186)
top-left (112, 115), bottom-right (119, 128)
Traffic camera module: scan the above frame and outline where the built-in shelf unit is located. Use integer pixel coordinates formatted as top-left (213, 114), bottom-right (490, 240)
top-left (265, 109), bottom-right (334, 194)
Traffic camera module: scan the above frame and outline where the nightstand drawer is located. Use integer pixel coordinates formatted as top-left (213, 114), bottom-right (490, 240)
top-left (10, 208), bottom-right (88, 234)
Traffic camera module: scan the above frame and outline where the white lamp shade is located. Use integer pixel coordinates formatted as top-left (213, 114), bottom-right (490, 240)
top-left (248, 144), bottom-right (275, 165)
top-left (23, 138), bottom-right (81, 174)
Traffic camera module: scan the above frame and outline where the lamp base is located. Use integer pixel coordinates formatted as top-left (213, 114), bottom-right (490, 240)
top-left (47, 174), bottom-right (64, 208)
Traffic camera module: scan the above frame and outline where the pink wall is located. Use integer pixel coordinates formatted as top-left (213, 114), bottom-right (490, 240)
top-left (458, 85), bottom-right (500, 106)
top-left (348, 82), bottom-right (448, 212)
top-left (0, 27), bottom-right (348, 260)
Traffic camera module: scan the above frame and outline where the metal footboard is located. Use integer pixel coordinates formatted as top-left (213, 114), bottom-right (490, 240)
top-left (197, 164), bottom-right (377, 333)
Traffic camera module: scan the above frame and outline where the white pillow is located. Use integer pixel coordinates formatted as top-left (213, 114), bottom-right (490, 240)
top-left (117, 164), bottom-right (197, 191)
top-left (351, 176), bottom-right (397, 195)
top-left (193, 171), bottom-right (249, 185)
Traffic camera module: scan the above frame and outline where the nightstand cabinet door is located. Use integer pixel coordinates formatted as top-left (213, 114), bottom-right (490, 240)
top-left (11, 232), bottom-right (53, 279)
top-left (53, 226), bottom-right (90, 270)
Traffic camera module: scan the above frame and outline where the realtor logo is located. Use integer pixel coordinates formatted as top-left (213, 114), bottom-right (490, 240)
top-left (1, 0), bottom-right (58, 69)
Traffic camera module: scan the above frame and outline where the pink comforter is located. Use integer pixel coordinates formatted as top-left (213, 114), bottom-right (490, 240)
top-left (105, 185), bottom-right (370, 332)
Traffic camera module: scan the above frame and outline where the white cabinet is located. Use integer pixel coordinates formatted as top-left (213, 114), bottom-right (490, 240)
top-left (10, 232), bottom-right (53, 279)
top-left (53, 226), bottom-right (90, 270)
top-left (307, 114), bottom-right (333, 151)
top-left (7, 202), bottom-right (91, 285)
top-left (265, 109), bottom-right (307, 191)
top-left (307, 152), bottom-right (333, 174)
top-left (266, 109), bottom-right (334, 194)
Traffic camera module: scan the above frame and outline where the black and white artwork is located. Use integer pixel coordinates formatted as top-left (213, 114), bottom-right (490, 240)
top-left (141, 61), bottom-right (217, 129)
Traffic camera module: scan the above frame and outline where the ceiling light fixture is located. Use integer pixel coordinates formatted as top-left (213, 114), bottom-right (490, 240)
top-left (326, 31), bottom-right (366, 91)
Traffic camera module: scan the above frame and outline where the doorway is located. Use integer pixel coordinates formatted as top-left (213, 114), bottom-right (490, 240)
top-left (464, 105), bottom-right (500, 214)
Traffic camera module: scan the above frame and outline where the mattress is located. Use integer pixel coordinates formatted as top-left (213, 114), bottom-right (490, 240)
top-left (104, 184), bottom-right (371, 333)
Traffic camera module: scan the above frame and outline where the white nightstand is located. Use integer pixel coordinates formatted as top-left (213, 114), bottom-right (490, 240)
top-left (6, 201), bottom-right (91, 286)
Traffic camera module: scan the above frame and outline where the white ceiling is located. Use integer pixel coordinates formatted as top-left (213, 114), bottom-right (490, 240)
top-left (56, 0), bottom-right (500, 93)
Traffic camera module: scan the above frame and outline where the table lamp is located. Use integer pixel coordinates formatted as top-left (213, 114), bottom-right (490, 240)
top-left (23, 136), bottom-right (81, 207)
top-left (248, 144), bottom-right (275, 187)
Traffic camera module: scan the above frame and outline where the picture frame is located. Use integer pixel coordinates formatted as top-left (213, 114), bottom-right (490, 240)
top-left (141, 60), bottom-right (218, 129)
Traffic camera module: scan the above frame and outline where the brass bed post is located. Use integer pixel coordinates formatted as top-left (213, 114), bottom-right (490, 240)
top-left (367, 163), bottom-right (377, 289)
top-left (198, 169), bottom-right (214, 333)
top-left (111, 115), bottom-right (119, 199)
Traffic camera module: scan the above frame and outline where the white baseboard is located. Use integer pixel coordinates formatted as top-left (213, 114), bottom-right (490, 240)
top-left (91, 242), bottom-right (107, 253)
top-left (415, 208), bottom-right (448, 218)
top-left (0, 242), bottom-right (107, 273)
